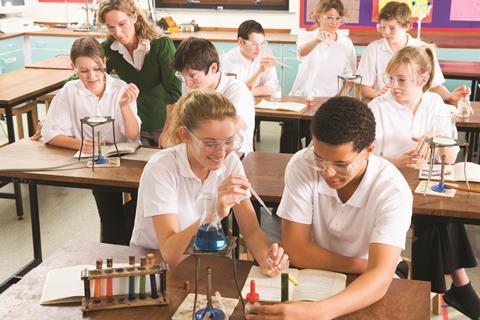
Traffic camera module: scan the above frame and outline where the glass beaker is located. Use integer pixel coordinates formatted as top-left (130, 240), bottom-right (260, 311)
top-left (194, 193), bottom-right (227, 251)
top-left (337, 73), bottom-right (362, 100)
top-left (432, 112), bottom-right (457, 146)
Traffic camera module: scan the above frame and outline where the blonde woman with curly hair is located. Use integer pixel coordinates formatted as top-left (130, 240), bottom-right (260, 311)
top-left (98, 0), bottom-right (181, 147)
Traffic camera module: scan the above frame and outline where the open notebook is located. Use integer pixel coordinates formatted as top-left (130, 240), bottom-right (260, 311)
top-left (73, 142), bottom-right (140, 158)
top-left (256, 99), bottom-right (306, 112)
top-left (40, 264), bottom-right (157, 305)
top-left (240, 265), bottom-right (346, 302)
top-left (419, 162), bottom-right (480, 183)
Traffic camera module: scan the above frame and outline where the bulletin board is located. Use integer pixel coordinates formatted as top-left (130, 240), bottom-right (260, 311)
top-left (300, 0), bottom-right (480, 30)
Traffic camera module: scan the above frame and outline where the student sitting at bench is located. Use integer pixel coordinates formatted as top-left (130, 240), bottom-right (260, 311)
top-left (368, 45), bottom-right (480, 320)
top-left (130, 89), bottom-right (287, 275)
top-left (41, 37), bottom-right (141, 245)
top-left (248, 96), bottom-right (412, 319)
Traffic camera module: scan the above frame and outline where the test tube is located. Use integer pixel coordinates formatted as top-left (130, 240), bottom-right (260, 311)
top-left (106, 258), bottom-right (113, 302)
top-left (82, 268), bottom-right (90, 301)
top-left (139, 256), bottom-right (146, 299)
top-left (160, 267), bottom-right (167, 299)
top-left (147, 253), bottom-right (159, 299)
top-left (94, 259), bottom-right (102, 303)
top-left (128, 255), bottom-right (135, 300)
top-left (281, 260), bottom-right (289, 302)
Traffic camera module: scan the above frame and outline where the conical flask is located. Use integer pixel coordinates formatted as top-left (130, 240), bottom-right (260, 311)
top-left (194, 193), bottom-right (227, 251)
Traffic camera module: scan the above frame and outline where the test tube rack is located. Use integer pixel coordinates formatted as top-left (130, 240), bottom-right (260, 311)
top-left (80, 261), bottom-right (169, 313)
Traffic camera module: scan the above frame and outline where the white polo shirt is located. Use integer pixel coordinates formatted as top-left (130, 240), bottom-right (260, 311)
top-left (221, 47), bottom-right (278, 88)
top-left (277, 149), bottom-right (412, 259)
top-left (369, 91), bottom-right (459, 158)
top-left (357, 35), bottom-right (445, 91)
top-left (41, 75), bottom-right (141, 144)
top-left (110, 39), bottom-right (150, 71)
top-left (183, 72), bottom-right (255, 154)
top-left (290, 29), bottom-right (356, 97)
top-left (130, 143), bottom-right (248, 249)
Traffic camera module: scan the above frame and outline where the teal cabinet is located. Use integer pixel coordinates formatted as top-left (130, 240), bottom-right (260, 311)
top-left (0, 36), bottom-right (24, 73)
top-left (30, 36), bottom-right (77, 63)
top-left (281, 44), bottom-right (299, 95)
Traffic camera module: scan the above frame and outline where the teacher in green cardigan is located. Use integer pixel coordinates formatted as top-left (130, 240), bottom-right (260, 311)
top-left (98, 0), bottom-right (181, 147)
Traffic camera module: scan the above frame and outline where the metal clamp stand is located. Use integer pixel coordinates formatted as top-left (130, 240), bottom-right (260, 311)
top-left (185, 236), bottom-right (244, 320)
top-left (337, 74), bottom-right (362, 100)
top-left (78, 116), bottom-right (120, 171)
top-left (423, 137), bottom-right (470, 196)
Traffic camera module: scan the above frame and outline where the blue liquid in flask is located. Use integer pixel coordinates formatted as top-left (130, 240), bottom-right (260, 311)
top-left (194, 223), bottom-right (227, 251)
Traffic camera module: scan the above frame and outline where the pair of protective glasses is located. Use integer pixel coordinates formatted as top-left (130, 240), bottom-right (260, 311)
top-left (383, 74), bottom-right (415, 88)
top-left (323, 15), bottom-right (344, 25)
top-left (75, 65), bottom-right (106, 75)
top-left (376, 23), bottom-right (402, 33)
top-left (186, 128), bottom-right (243, 153)
top-left (303, 145), bottom-right (366, 178)
top-left (175, 69), bottom-right (209, 84)
top-left (243, 39), bottom-right (268, 48)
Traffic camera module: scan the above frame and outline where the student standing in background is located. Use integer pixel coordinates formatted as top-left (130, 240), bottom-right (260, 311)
top-left (98, 0), bottom-right (181, 147)
top-left (290, 0), bottom-right (356, 97)
top-left (222, 20), bottom-right (279, 96)
top-left (357, 1), bottom-right (463, 105)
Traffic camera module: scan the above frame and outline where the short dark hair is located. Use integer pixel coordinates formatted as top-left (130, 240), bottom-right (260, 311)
top-left (311, 96), bottom-right (375, 152)
top-left (70, 37), bottom-right (105, 66)
top-left (378, 1), bottom-right (411, 28)
top-left (237, 20), bottom-right (265, 39)
top-left (171, 37), bottom-right (220, 73)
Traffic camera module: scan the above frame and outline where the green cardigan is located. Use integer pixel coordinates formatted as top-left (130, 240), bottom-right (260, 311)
top-left (102, 36), bottom-right (181, 131)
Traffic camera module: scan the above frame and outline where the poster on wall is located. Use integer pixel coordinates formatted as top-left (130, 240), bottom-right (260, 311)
top-left (300, 0), bottom-right (360, 28)
top-left (450, 0), bottom-right (480, 21)
top-left (372, 0), bottom-right (433, 23)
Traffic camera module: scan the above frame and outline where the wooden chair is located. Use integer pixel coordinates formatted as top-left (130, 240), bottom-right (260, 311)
top-left (36, 89), bottom-right (59, 114)
top-left (0, 100), bottom-right (38, 140)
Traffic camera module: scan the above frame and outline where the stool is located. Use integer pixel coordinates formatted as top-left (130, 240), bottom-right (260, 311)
top-left (0, 101), bottom-right (39, 140)
top-left (36, 89), bottom-right (59, 114)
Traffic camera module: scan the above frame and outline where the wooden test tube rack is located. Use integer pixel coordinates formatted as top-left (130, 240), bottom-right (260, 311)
top-left (81, 262), bottom-right (169, 313)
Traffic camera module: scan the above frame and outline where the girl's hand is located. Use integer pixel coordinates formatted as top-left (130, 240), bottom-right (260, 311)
top-left (260, 243), bottom-right (289, 278)
top-left (216, 175), bottom-right (250, 220)
top-left (399, 149), bottom-right (428, 170)
top-left (316, 30), bottom-right (335, 45)
top-left (119, 83), bottom-right (139, 108)
top-left (80, 138), bottom-right (95, 154)
top-left (380, 84), bottom-right (391, 94)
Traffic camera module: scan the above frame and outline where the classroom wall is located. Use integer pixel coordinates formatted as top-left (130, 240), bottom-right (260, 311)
top-left (28, 0), bottom-right (301, 30)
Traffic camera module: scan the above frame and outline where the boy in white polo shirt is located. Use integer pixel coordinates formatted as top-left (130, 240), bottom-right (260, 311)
top-left (247, 96), bottom-right (412, 319)
top-left (222, 20), bottom-right (278, 96)
top-left (168, 37), bottom-right (255, 154)
top-left (357, 1), bottom-right (463, 105)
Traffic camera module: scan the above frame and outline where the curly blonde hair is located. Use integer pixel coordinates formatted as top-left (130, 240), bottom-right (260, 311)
top-left (97, 0), bottom-right (160, 42)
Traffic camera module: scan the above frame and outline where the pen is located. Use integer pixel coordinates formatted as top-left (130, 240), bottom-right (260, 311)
top-left (265, 257), bottom-right (299, 286)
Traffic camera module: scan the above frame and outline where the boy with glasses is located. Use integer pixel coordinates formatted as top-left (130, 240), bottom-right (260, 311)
top-left (248, 96), bottom-right (413, 319)
top-left (290, 0), bottom-right (356, 97)
top-left (168, 37), bottom-right (255, 154)
top-left (357, 1), bottom-right (464, 104)
top-left (221, 20), bottom-right (279, 96)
